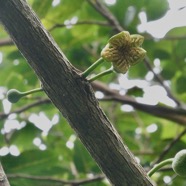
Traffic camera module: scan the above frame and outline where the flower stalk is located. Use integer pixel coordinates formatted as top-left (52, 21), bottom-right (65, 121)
top-left (147, 158), bottom-right (173, 177)
top-left (81, 57), bottom-right (104, 78)
top-left (7, 87), bottom-right (43, 103)
top-left (88, 67), bottom-right (114, 82)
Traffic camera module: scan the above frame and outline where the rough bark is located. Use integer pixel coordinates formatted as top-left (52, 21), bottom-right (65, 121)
top-left (0, 0), bottom-right (154, 185)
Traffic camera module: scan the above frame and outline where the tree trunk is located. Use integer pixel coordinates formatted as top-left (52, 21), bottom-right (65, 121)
top-left (0, 163), bottom-right (10, 186)
top-left (0, 0), bottom-right (154, 185)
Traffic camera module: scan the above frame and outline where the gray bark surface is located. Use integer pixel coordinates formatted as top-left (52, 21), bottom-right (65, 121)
top-left (0, 0), bottom-right (154, 185)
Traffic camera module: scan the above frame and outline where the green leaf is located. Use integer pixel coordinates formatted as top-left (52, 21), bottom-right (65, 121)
top-left (2, 150), bottom-right (58, 174)
top-left (9, 122), bottom-right (40, 151)
top-left (32, 0), bottom-right (52, 19)
top-left (144, 0), bottom-right (169, 20)
top-left (176, 76), bottom-right (186, 94)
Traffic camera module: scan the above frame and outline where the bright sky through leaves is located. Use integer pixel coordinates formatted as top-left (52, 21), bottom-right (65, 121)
top-left (138, 0), bottom-right (186, 38)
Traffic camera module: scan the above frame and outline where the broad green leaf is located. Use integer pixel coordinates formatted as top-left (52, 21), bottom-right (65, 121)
top-left (32, 0), bottom-right (52, 19)
top-left (9, 122), bottom-right (40, 151)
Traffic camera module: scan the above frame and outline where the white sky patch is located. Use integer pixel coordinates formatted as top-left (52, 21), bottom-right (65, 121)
top-left (66, 134), bottom-right (76, 150)
top-left (142, 85), bottom-right (177, 107)
top-left (138, 11), bottom-right (147, 27)
top-left (95, 91), bottom-right (104, 99)
top-left (168, 0), bottom-right (186, 10)
top-left (18, 121), bottom-right (27, 130)
top-left (33, 137), bottom-right (42, 146)
top-left (145, 71), bottom-right (154, 81)
top-left (52, 0), bottom-right (60, 7)
top-left (0, 52), bottom-right (3, 64)
top-left (109, 82), bottom-right (122, 91)
top-left (118, 74), bottom-right (176, 107)
top-left (2, 99), bottom-right (12, 114)
top-left (3, 119), bottom-right (20, 133)
top-left (154, 58), bottom-right (161, 67)
top-left (0, 146), bottom-right (9, 156)
top-left (120, 104), bottom-right (134, 112)
top-left (136, 97), bottom-right (157, 105)
top-left (119, 89), bottom-right (127, 95)
top-left (135, 127), bottom-right (142, 135)
top-left (146, 123), bottom-right (158, 133)
top-left (143, 85), bottom-right (166, 103)
top-left (0, 87), bottom-right (6, 100)
top-left (104, 0), bottom-right (116, 6)
top-left (153, 58), bottom-right (162, 74)
top-left (125, 6), bottom-right (136, 26)
top-left (163, 175), bottom-right (172, 184)
top-left (8, 113), bottom-right (17, 120)
top-left (64, 16), bottom-right (78, 29)
top-left (51, 114), bottom-right (59, 125)
top-left (164, 80), bottom-right (171, 88)
top-left (9, 145), bottom-right (20, 156)
top-left (39, 144), bottom-right (47, 151)
top-left (138, 0), bottom-right (186, 38)
top-left (29, 112), bottom-right (54, 132)
top-left (33, 137), bottom-right (47, 150)
top-left (66, 141), bottom-right (74, 149)
top-left (119, 75), bottom-right (149, 90)
top-left (71, 16), bottom-right (78, 24)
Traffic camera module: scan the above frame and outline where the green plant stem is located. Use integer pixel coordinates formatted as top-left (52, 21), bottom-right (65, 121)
top-left (81, 57), bottom-right (105, 78)
top-left (88, 67), bottom-right (113, 82)
top-left (147, 158), bottom-right (174, 177)
top-left (21, 87), bottom-right (43, 96)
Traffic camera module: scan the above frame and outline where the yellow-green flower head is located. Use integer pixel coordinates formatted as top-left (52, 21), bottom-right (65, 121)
top-left (101, 31), bottom-right (146, 73)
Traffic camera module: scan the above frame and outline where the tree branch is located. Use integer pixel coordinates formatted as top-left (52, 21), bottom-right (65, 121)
top-left (49, 20), bottom-right (111, 31)
top-left (151, 128), bottom-right (186, 167)
top-left (102, 95), bottom-right (186, 126)
top-left (7, 173), bottom-right (104, 186)
top-left (86, 0), bottom-right (123, 32)
top-left (0, 98), bottom-right (50, 119)
top-left (92, 81), bottom-right (186, 126)
top-left (144, 57), bottom-right (181, 107)
top-left (0, 0), bottom-right (153, 185)
top-left (1, 82), bottom-right (186, 126)
top-left (0, 38), bottom-right (13, 47)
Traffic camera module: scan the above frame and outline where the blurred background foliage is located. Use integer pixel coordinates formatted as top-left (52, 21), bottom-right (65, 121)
top-left (0, 0), bottom-right (186, 185)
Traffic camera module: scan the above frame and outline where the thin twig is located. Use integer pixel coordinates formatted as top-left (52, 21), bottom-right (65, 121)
top-left (151, 128), bottom-right (186, 167)
top-left (1, 83), bottom-right (186, 126)
top-left (102, 95), bottom-right (186, 126)
top-left (49, 20), bottom-right (111, 31)
top-left (144, 57), bottom-right (181, 106)
top-left (91, 81), bottom-right (186, 126)
top-left (7, 173), bottom-right (105, 186)
top-left (0, 38), bottom-right (14, 46)
top-left (0, 98), bottom-right (50, 119)
top-left (86, 0), bottom-right (123, 32)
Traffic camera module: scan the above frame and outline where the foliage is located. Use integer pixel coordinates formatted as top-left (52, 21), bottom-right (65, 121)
top-left (0, 0), bottom-right (186, 185)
